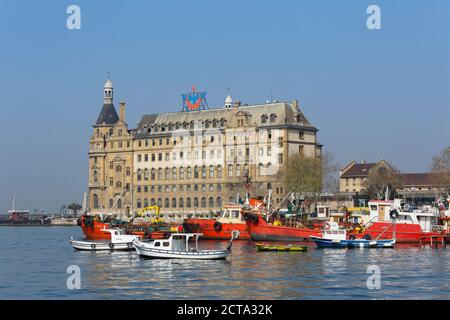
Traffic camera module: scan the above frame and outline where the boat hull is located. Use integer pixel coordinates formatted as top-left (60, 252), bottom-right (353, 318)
top-left (362, 222), bottom-right (445, 243)
top-left (70, 240), bottom-right (134, 251)
top-left (245, 214), bottom-right (322, 242)
top-left (310, 236), bottom-right (395, 248)
top-left (255, 243), bottom-right (308, 252)
top-left (134, 242), bottom-right (229, 260)
top-left (183, 219), bottom-right (250, 240)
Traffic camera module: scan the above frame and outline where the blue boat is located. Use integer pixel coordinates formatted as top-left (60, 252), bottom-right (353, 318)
top-left (310, 222), bottom-right (395, 249)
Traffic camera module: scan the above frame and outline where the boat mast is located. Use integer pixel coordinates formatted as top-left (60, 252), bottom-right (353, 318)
top-left (11, 194), bottom-right (15, 211)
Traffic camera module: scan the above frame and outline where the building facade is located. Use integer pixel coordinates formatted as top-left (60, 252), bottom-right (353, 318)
top-left (88, 80), bottom-right (323, 217)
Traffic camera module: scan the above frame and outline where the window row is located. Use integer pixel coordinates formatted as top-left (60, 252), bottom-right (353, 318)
top-left (136, 197), bottom-right (223, 209)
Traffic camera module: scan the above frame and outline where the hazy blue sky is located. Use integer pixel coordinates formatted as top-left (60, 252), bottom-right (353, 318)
top-left (0, 0), bottom-right (449, 213)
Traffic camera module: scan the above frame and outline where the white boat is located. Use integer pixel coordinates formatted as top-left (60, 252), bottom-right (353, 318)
top-left (133, 231), bottom-right (239, 260)
top-left (70, 228), bottom-right (140, 251)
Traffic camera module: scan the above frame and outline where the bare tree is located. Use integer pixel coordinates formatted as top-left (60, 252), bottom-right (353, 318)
top-left (362, 166), bottom-right (401, 200)
top-left (430, 146), bottom-right (450, 196)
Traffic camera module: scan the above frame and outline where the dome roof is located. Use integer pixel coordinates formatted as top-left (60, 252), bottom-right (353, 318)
top-left (225, 94), bottom-right (233, 104)
top-left (104, 79), bottom-right (113, 89)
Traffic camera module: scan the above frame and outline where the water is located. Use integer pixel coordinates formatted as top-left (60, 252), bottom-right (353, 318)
top-left (1, 226), bottom-right (450, 299)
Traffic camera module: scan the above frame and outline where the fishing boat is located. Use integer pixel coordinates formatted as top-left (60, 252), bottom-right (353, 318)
top-left (133, 231), bottom-right (239, 260)
top-left (70, 228), bottom-right (140, 251)
top-left (255, 243), bottom-right (308, 252)
top-left (360, 199), bottom-right (446, 243)
top-left (310, 222), bottom-right (395, 248)
top-left (183, 205), bottom-right (250, 240)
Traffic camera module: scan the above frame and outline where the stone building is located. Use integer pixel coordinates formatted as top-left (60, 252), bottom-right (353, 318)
top-left (88, 80), bottom-right (323, 217)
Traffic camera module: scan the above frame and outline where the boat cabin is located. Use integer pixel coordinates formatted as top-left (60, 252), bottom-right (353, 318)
top-left (368, 199), bottom-right (439, 232)
top-left (143, 233), bottom-right (203, 252)
top-left (316, 206), bottom-right (330, 220)
top-left (217, 205), bottom-right (244, 224)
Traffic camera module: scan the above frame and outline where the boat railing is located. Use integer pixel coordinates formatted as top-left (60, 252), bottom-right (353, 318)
top-left (431, 225), bottom-right (444, 233)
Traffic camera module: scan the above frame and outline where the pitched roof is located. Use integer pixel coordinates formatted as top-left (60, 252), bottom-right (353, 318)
top-left (96, 103), bottom-right (119, 125)
top-left (341, 163), bottom-right (377, 178)
top-left (398, 173), bottom-right (440, 187)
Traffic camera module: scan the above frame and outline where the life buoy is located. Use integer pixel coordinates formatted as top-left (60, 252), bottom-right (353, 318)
top-left (91, 244), bottom-right (96, 250)
top-left (323, 222), bottom-right (331, 231)
top-left (109, 243), bottom-right (114, 249)
top-left (389, 209), bottom-right (399, 220)
top-left (127, 242), bottom-right (133, 249)
top-left (213, 221), bottom-right (222, 232)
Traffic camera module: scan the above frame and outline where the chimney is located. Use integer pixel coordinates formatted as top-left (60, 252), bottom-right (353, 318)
top-left (234, 100), bottom-right (241, 108)
top-left (119, 102), bottom-right (126, 122)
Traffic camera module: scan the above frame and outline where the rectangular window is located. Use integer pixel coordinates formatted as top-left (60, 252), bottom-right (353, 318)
top-left (151, 154), bottom-right (155, 162)
top-left (144, 154), bottom-right (148, 162)
top-left (267, 147), bottom-right (272, 156)
top-left (165, 153), bottom-right (169, 161)
top-left (126, 167), bottom-right (131, 176)
top-left (299, 131), bottom-right (304, 140)
top-left (158, 153), bottom-right (162, 161)
top-left (137, 155), bottom-right (142, 162)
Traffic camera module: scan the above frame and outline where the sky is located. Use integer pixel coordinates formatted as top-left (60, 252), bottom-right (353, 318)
top-left (0, 0), bottom-right (449, 213)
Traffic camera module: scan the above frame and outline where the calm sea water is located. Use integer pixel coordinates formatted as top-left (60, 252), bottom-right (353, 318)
top-left (1, 226), bottom-right (450, 300)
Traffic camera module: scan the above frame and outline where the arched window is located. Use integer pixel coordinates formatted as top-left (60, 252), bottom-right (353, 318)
top-left (209, 166), bottom-right (214, 178)
top-left (194, 166), bottom-right (199, 179)
top-left (151, 169), bottom-right (156, 180)
top-left (117, 199), bottom-right (122, 209)
top-left (229, 196), bottom-right (234, 203)
top-left (201, 166), bottom-right (206, 179)
top-left (228, 165), bottom-right (233, 177)
top-left (157, 198), bottom-right (162, 207)
top-left (158, 168), bottom-right (162, 180)
top-left (93, 170), bottom-right (99, 183)
top-left (217, 165), bottom-right (222, 178)
top-left (179, 198), bottom-right (184, 208)
top-left (150, 198), bottom-right (155, 206)
top-left (209, 197), bottom-right (214, 208)
top-left (244, 164), bottom-right (249, 175)
top-left (172, 198), bottom-right (177, 208)
top-left (201, 197), bottom-right (207, 208)
top-left (165, 198), bottom-right (170, 208)
top-left (144, 169), bottom-right (149, 180)
top-left (144, 198), bottom-right (148, 207)
top-left (187, 167), bottom-right (192, 179)
top-left (137, 169), bottom-right (142, 181)
top-left (258, 163), bottom-right (264, 176)
top-left (172, 167), bottom-right (177, 180)
top-left (194, 197), bottom-right (199, 208)
top-left (116, 165), bottom-right (122, 173)
top-left (179, 167), bottom-right (184, 179)
top-left (269, 113), bottom-right (277, 123)
top-left (186, 197), bottom-right (191, 208)
top-left (165, 168), bottom-right (170, 180)
top-left (96, 129), bottom-right (100, 138)
top-left (236, 164), bottom-right (241, 177)
top-left (261, 114), bottom-right (268, 123)
top-left (137, 199), bottom-right (142, 209)
top-left (216, 197), bottom-right (222, 208)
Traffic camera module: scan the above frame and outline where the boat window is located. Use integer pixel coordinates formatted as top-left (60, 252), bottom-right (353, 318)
top-left (154, 242), bottom-right (161, 247)
top-left (163, 242), bottom-right (170, 247)
top-left (231, 210), bottom-right (240, 219)
top-left (370, 205), bottom-right (377, 211)
top-left (222, 210), bottom-right (230, 218)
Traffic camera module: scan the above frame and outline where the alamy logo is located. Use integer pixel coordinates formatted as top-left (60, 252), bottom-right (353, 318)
top-left (66, 265), bottom-right (81, 290)
top-left (366, 265), bottom-right (381, 290)
top-left (66, 5), bottom-right (81, 30)
top-left (366, 5), bottom-right (381, 30)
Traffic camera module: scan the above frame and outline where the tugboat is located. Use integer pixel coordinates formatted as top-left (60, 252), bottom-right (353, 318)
top-left (183, 204), bottom-right (250, 240)
top-left (360, 199), bottom-right (446, 243)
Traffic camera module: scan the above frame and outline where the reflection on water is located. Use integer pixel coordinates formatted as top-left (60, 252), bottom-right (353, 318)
top-left (1, 227), bottom-right (450, 299)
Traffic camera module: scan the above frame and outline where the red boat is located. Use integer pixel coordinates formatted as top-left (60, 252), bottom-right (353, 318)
top-left (244, 212), bottom-right (322, 242)
top-left (360, 200), bottom-right (447, 243)
top-left (78, 214), bottom-right (125, 240)
top-left (183, 205), bottom-right (250, 240)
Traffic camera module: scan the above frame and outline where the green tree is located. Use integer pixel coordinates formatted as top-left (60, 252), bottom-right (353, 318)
top-left (362, 167), bottom-right (401, 200)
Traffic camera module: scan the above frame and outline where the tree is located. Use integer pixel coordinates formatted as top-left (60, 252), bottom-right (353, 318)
top-left (362, 166), bottom-right (401, 200)
top-left (67, 202), bottom-right (82, 215)
top-left (285, 150), bottom-right (339, 201)
top-left (430, 146), bottom-right (450, 195)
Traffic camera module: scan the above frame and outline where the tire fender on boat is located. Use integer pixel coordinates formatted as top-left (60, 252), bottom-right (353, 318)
top-left (214, 221), bottom-right (222, 232)
top-left (389, 209), bottom-right (399, 220)
top-left (91, 244), bottom-right (96, 250)
top-left (323, 222), bottom-right (331, 231)
top-left (127, 242), bottom-right (133, 249)
top-left (109, 243), bottom-right (114, 249)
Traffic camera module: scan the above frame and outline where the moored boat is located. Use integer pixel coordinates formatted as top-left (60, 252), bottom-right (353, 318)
top-left (359, 199), bottom-right (446, 243)
top-left (183, 205), bottom-right (250, 240)
top-left (70, 228), bottom-right (140, 251)
top-left (255, 243), bottom-right (308, 252)
top-left (133, 231), bottom-right (239, 260)
top-left (310, 222), bottom-right (395, 248)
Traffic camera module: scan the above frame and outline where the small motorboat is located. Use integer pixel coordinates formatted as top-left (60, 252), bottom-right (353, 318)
top-left (255, 243), bottom-right (308, 252)
top-left (133, 231), bottom-right (240, 260)
top-left (310, 222), bottom-right (395, 249)
top-left (70, 228), bottom-right (140, 251)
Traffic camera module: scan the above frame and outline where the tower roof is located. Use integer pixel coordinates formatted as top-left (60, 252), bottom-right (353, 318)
top-left (95, 103), bottom-right (119, 125)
